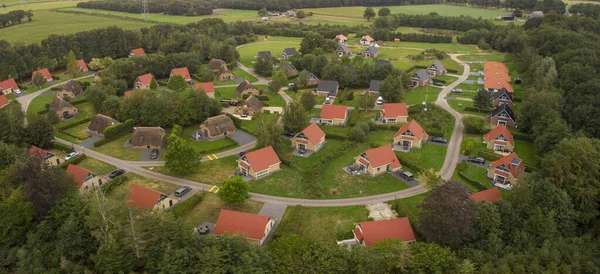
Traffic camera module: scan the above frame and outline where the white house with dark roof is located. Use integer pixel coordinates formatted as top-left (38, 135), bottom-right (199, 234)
top-left (427, 60), bottom-right (447, 76)
top-left (281, 48), bottom-right (296, 59)
top-left (334, 44), bottom-right (352, 57)
top-left (411, 69), bottom-right (432, 87)
top-left (316, 80), bottom-right (339, 97)
top-left (367, 80), bottom-right (382, 95)
top-left (363, 46), bottom-right (379, 58)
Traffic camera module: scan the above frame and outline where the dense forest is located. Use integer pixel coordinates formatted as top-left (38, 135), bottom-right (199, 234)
top-left (77, 0), bottom-right (213, 16)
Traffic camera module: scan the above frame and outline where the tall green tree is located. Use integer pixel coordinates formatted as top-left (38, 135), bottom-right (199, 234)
top-left (0, 102), bottom-right (25, 145)
top-left (473, 89), bottom-right (492, 111)
top-left (150, 76), bottom-right (158, 90)
top-left (0, 141), bottom-right (21, 169)
top-left (258, 7), bottom-right (267, 17)
top-left (164, 134), bottom-right (201, 175)
top-left (296, 70), bottom-right (308, 88)
top-left (0, 188), bottom-right (35, 249)
top-left (378, 7), bottom-right (391, 17)
top-left (32, 71), bottom-right (46, 88)
top-left (218, 176), bottom-right (250, 206)
top-left (65, 50), bottom-right (78, 78)
top-left (167, 75), bottom-right (189, 92)
top-left (363, 7), bottom-right (376, 21)
top-left (283, 100), bottom-right (308, 133)
top-left (379, 74), bottom-right (404, 102)
top-left (358, 95), bottom-right (374, 111)
top-left (255, 113), bottom-right (284, 151)
top-left (25, 116), bottom-right (54, 149)
top-left (300, 90), bottom-right (316, 111)
top-left (254, 57), bottom-right (274, 77)
top-left (299, 32), bottom-right (325, 55)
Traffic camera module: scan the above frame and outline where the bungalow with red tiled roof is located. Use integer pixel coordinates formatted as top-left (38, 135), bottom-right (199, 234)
top-left (487, 152), bottom-right (525, 186)
top-left (32, 68), bottom-right (52, 82)
top-left (134, 73), bottom-right (154, 89)
top-left (128, 184), bottom-right (176, 210)
top-left (213, 209), bottom-right (276, 246)
top-left (360, 35), bottom-right (375, 46)
top-left (353, 217), bottom-right (416, 246)
top-left (393, 120), bottom-right (429, 149)
top-left (470, 187), bottom-right (502, 203)
top-left (129, 48), bottom-right (146, 57)
top-left (170, 67), bottom-right (192, 84)
top-left (0, 78), bottom-right (20, 95)
top-left (483, 124), bottom-right (514, 154)
top-left (0, 94), bottom-right (8, 108)
top-left (320, 104), bottom-right (347, 126)
top-left (484, 62), bottom-right (509, 74)
top-left (65, 164), bottom-right (108, 191)
top-left (77, 59), bottom-right (88, 72)
top-left (380, 103), bottom-right (408, 124)
top-left (335, 34), bottom-right (348, 43)
top-left (484, 77), bottom-right (514, 93)
top-left (237, 146), bottom-right (281, 179)
top-left (194, 82), bottom-right (215, 98)
top-left (355, 144), bottom-right (401, 176)
top-left (291, 123), bottom-right (326, 153)
top-left (28, 145), bottom-right (62, 166)
top-left (484, 69), bottom-right (510, 83)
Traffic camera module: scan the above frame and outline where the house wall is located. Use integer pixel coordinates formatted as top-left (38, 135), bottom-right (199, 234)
top-left (56, 91), bottom-right (78, 99)
top-left (487, 168), bottom-right (517, 185)
top-left (258, 219), bottom-right (276, 246)
top-left (199, 124), bottom-right (236, 139)
top-left (292, 137), bottom-right (325, 152)
top-left (46, 155), bottom-right (62, 166)
top-left (334, 50), bottom-right (351, 57)
top-left (493, 99), bottom-right (514, 109)
top-left (235, 106), bottom-right (259, 116)
top-left (393, 135), bottom-right (423, 148)
top-left (367, 163), bottom-right (401, 176)
top-left (155, 196), bottom-right (178, 210)
top-left (206, 92), bottom-right (215, 98)
top-left (1, 88), bottom-right (14, 94)
top-left (80, 175), bottom-right (108, 192)
top-left (489, 117), bottom-right (516, 128)
top-left (381, 115), bottom-right (408, 124)
top-left (218, 73), bottom-right (235, 81)
top-left (131, 138), bottom-right (165, 149)
top-left (239, 88), bottom-right (260, 98)
top-left (54, 106), bottom-right (78, 118)
top-left (485, 139), bottom-right (514, 152)
top-left (135, 83), bottom-right (150, 89)
top-left (307, 78), bottom-right (319, 86)
top-left (316, 91), bottom-right (330, 97)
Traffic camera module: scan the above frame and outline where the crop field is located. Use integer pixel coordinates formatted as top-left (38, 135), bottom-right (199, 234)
top-left (59, 8), bottom-right (259, 24)
top-left (2, 1), bottom-right (79, 11)
top-left (303, 5), bottom-right (510, 21)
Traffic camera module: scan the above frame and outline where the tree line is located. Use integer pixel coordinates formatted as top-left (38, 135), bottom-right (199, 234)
top-left (216, 0), bottom-right (442, 11)
top-left (77, 0), bottom-right (213, 16)
top-left (0, 9), bottom-right (33, 28)
top-left (374, 12), bottom-right (495, 32)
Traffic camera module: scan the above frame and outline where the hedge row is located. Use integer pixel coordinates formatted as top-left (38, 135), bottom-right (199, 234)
top-left (395, 152), bottom-right (424, 174)
top-left (427, 131), bottom-right (444, 138)
top-left (458, 170), bottom-right (488, 191)
top-left (477, 149), bottom-right (503, 161)
top-left (57, 154), bottom-right (87, 170)
top-left (103, 119), bottom-right (135, 140)
top-left (94, 138), bottom-right (112, 147)
top-left (58, 117), bottom-right (93, 131)
top-left (171, 194), bottom-right (204, 218)
top-left (324, 131), bottom-right (349, 141)
top-left (102, 175), bottom-right (130, 194)
top-left (50, 141), bottom-right (75, 153)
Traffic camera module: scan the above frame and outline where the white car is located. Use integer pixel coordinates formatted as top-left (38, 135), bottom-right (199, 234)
top-left (65, 151), bottom-right (80, 161)
top-left (325, 97), bottom-right (331, 104)
top-left (14, 90), bottom-right (22, 95)
top-left (376, 96), bottom-right (383, 105)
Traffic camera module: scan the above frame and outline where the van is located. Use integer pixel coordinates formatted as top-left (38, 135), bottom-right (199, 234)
top-left (174, 186), bottom-right (191, 197)
top-left (376, 96), bottom-right (383, 105)
top-left (399, 171), bottom-right (414, 181)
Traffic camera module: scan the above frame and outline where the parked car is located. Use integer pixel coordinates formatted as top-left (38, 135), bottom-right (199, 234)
top-left (108, 169), bottom-right (126, 179)
top-left (288, 83), bottom-right (296, 88)
top-left (174, 186), bottom-right (192, 197)
top-left (150, 149), bottom-right (159, 160)
top-left (238, 151), bottom-right (247, 157)
top-left (14, 90), bottom-right (22, 95)
top-left (298, 148), bottom-right (307, 155)
top-left (431, 137), bottom-right (448, 144)
top-left (325, 97), bottom-right (331, 104)
top-left (514, 77), bottom-right (523, 84)
top-left (451, 89), bottom-right (463, 94)
top-left (467, 157), bottom-right (485, 164)
top-left (376, 96), bottom-right (383, 105)
top-left (433, 82), bottom-right (443, 87)
top-left (399, 171), bottom-right (414, 181)
top-left (65, 151), bottom-right (79, 161)
top-left (282, 132), bottom-right (295, 138)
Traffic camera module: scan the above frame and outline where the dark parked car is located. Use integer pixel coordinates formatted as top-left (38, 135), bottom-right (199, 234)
top-left (150, 149), bottom-right (159, 160)
top-left (431, 137), bottom-right (448, 144)
top-left (399, 171), bottom-right (414, 181)
top-left (282, 132), bottom-right (295, 138)
top-left (174, 186), bottom-right (192, 197)
top-left (467, 157), bottom-right (486, 165)
top-left (108, 169), bottom-right (125, 179)
top-left (514, 77), bottom-right (523, 84)
top-left (238, 151), bottom-right (247, 157)
top-left (433, 82), bottom-right (443, 87)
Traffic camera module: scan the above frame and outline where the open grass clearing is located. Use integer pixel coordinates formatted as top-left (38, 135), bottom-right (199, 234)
top-left (236, 38), bottom-right (302, 67)
top-left (404, 86), bottom-right (441, 105)
top-left (178, 193), bottom-right (263, 227)
top-left (396, 143), bottom-right (448, 172)
top-left (91, 133), bottom-right (144, 161)
top-left (239, 112), bottom-right (278, 135)
top-left (3, 0), bottom-right (78, 11)
top-left (77, 157), bottom-right (116, 175)
top-left (514, 138), bottom-right (538, 168)
top-left (447, 99), bottom-right (490, 117)
top-left (59, 8), bottom-right (258, 24)
top-left (181, 124), bottom-right (239, 155)
top-left (459, 53), bottom-right (508, 62)
top-left (61, 122), bottom-right (92, 141)
top-left (452, 164), bottom-right (491, 192)
top-left (303, 5), bottom-right (510, 21)
top-left (151, 155), bottom-right (239, 186)
top-left (26, 95), bottom-right (54, 119)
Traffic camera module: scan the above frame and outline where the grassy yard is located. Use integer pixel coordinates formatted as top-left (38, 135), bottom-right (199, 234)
top-left (396, 144), bottom-right (448, 172)
top-left (213, 68), bottom-right (258, 86)
top-left (3, 0), bottom-right (78, 11)
top-left (236, 38), bottom-right (302, 67)
top-left (26, 95), bottom-right (54, 119)
top-left (393, 57), bottom-right (461, 74)
top-left (455, 83), bottom-right (484, 91)
top-left (215, 85), bottom-right (284, 106)
top-left (388, 193), bottom-right (428, 223)
top-left (152, 155), bottom-right (239, 186)
top-left (447, 99), bottom-right (490, 117)
top-left (404, 86), bottom-right (442, 105)
top-left (452, 164), bottom-right (491, 192)
top-left (62, 122), bottom-right (92, 141)
top-left (178, 193), bottom-right (263, 227)
top-left (181, 125), bottom-right (239, 154)
top-left (460, 133), bottom-right (488, 156)
top-left (91, 134), bottom-right (144, 161)
top-left (239, 113), bottom-right (278, 135)
top-left (433, 75), bottom-right (459, 83)
top-left (303, 5), bottom-right (509, 21)
top-left (514, 138), bottom-right (538, 168)
top-left (275, 205), bottom-right (368, 242)
top-left (77, 157), bottom-right (116, 175)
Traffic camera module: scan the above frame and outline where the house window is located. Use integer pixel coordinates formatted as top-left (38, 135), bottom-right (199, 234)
top-left (387, 118), bottom-right (396, 124)
top-left (402, 131), bottom-right (414, 137)
top-left (256, 169), bottom-right (270, 178)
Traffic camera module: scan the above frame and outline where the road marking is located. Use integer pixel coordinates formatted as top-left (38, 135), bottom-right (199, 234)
top-left (212, 154), bottom-right (218, 159)
top-left (209, 185), bottom-right (217, 192)
top-left (214, 188), bottom-right (220, 193)
top-left (207, 155), bottom-right (213, 160)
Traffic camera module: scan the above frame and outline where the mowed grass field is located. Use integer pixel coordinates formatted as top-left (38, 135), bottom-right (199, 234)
top-left (59, 8), bottom-right (259, 24)
top-left (303, 5), bottom-right (509, 21)
top-left (2, 1), bottom-right (81, 11)
top-left (236, 37), bottom-right (302, 67)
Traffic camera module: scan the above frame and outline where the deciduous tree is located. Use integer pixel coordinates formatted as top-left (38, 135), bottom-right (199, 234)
top-left (364, 7), bottom-right (376, 21)
top-left (300, 90), bottom-right (316, 111)
top-left (283, 100), bottom-right (307, 133)
top-left (255, 113), bottom-right (284, 151)
top-left (379, 74), bottom-right (404, 102)
top-left (150, 76), bottom-right (158, 90)
top-left (65, 50), bottom-right (78, 78)
top-left (167, 74), bottom-right (189, 92)
top-left (473, 89), bottom-right (492, 111)
top-left (164, 134), bottom-right (201, 175)
top-left (32, 71), bottom-right (46, 88)
top-left (218, 176), bottom-right (250, 206)
top-left (254, 56), bottom-right (274, 77)
top-left (25, 116), bottom-right (54, 149)
top-left (378, 7), bottom-right (391, 17)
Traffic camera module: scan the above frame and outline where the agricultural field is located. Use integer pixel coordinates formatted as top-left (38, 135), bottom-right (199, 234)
top-left (59, 8), bottom-right (259, 24)
top-left (2, 0), bottom-right (79, 11)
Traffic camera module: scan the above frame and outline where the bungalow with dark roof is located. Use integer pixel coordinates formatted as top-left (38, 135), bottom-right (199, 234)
top-left (353, 217), bottom-right (415, 246)
top-left (487, 152), bottom-right (525, 186)
top-left (56, 80), bottom-right (83, 99)
top-left (334, 44), bottom-right (352, 57)
top-left (131, 127), bottom-right (166, 149)
top-left (393, 120), bottom-right (429, 148)
top-left (492, 88), bottom-right (514, 109)
top-left (291, 123), bottom-right (326, 153)
top-left (134, 73), bottom-right (154, 89)
top-left (194, 82), bottom-right (215, 98)
top-left (301, 70), bottom-right (319, 86)
top-left (213, 209), bottom-right (276, 246)
top-left (411, 69), bottom-right (432, 87)
top-left (367, 80), bottom-right (382, 96)
top-left (129, 48), bottom-right (146, 57)
top-left (77, 59), bottom-right (88, 72)
top-left (483, 124), bottom-right (514, 154)
top-left (0, 78), bottom-right (20, 95)
top-left (128, 184), bottom-right (176, 210)
top-left (32, 68), bottom-right (52, 82)
top-left (360, 35), bottom-right (375, 46)
top-left (237, 146), bottom-right (281, 179)
top-left (256, 51), bottom-right (272, 59)
top-left (50, 97), bottom-right (78, 119)
top-left (170, 67), bottom-right (193, 84)
top-left (316, 80), bottom-right (339, 98)
top-left (208, 59), bottom-right (227, 71)
top-left (488, 104), bottom-right (516, 128)
top-left (29, 145), bottom-right (62, 166)
top-left (363, 46), bottom-right (379, 58)
top-left (427, 60), bottom-right (447, 76)
top-left (281, 48), bottom-right (296, 59)
top-left (66, 164), bottom-right (107, 192)
top-left (199, 114), bottom-right (236, 140)
top-left (88, 114), bottom-right (120, 135)
top-left (355, 144), bottom-right (401, 176)
top-left (235, 95), bottom-right (263, 117)
top-left (380, 103), bottom-right (408, 124)
top-left (335, 34), bottom-right (348, 43)
top-left (470, 187), bottom-right (502, 203)
top-left (320, 104), bottom-right (347, 126)
top-left (216, 66), bottom-right (235, 81)
top-left (277, 63), bottom-right (297, 76)
top-left (236, 80), bottom-right (260, 98)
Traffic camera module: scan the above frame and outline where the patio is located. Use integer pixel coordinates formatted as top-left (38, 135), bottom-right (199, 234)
top-left (292, 149), bottom-right (314, 158)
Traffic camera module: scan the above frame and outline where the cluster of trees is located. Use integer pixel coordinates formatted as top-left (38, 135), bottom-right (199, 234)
top-left (77, 0), bottom-right (213, 16)
top-left (374, 12), bottom-right (495, 32)
top-left (217, 0), bottom-right (442, 11)
top-left (0, 103), bottom-right (55, 150)
top-left (372, 28), bottom-right (452, 43)
top-left (568, 3), bottom-right (600, 18)
top-left (0, 9), bottom-right (33, 28)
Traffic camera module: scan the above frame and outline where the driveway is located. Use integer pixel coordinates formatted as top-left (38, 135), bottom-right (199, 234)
top-left (259, 203), bottom-right (287, 245)
top-left (229, 130), bottom-right (256, 146)
top-left (79, 134), bottom-right (103, 148)
top-left (140, 149), bottom-right (162, 161)
top-left (458, 154), bottom-right (490, 169)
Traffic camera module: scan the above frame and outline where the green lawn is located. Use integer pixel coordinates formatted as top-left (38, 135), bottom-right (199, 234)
top-left (181, 125), bottom-right (239, 154)
top-left (91, 134), bottom-right (144, 161)
top-left (460, 133), bottom-right (488, 156)
top-left (514, 138), bottom-right (538, 168)
top-left (447, 99), bottom-right (490, 117)
top-left (458, 53), bottom-right (508, 62)
top-left (433, 75), bottom-right (459, 83)
top-left (239, 113), bottom-right (278, 135)
top-left (178, 193), bottom-right (263, 227)
top-left (396, 143), bottom-right (448, 172)
top-left (455, 83), bottom-right (484, 91)
top-left (0, 10), bottom-right (154, 44)
top-left (404, 86), bottom-right (441, 105)
top-left (452, 164), bottom-right (491, 192)
top-left (26, 95), bottom-right (54, 119)
top-left (449, 91), bottom-right (477, 99)
top-left (60, 8), bottom-right (259, 23)
top-left (387, 41), bottom-right (479, 53)
top-left (61, 122), bottom-right (92, 141)
top-left (150, 155), bottom-right (238, 186)
top-left (303, 5), bottom-right (509, 21)
top-left (275, 205), bottom-right (368, 242)
top-left (388, 193), bottom-right (428, 224)
top-left (236, 38), bottom-right (302, 67)
top-left (77, 157), bottom-right (116, 175)
top-left (393, 57), bottom-right (461, 74)
top-left (215, 84), bottom-right (285, 106)
top-left (333, 90), bottom-right (366, 107)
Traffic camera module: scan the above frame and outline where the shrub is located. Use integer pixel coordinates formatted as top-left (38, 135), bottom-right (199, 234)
top-left (458, 170), bottom-right (488, 191)
top-left (477, 150), bottom-right (502, 161)
top-left (350, 126), bottom-right (367, 142)
top-left (172, 194), bottom-right (203, 218)
top-left (462, 116), bottom-right (490, 134)
top-left (57, 117), bottom-right (93, 131)
top-left (356, 122), bottom-right (370, 134)
top-left (263, 110), bottom-right (271, 114)
top-left (347, 110), bottom-right (360, 127)
top-left (171, 124), bottom-right (183, 137)
top-left (50, 142), bottom-right (75, 153)
top-left (93, 138), bottom-right (112, 147)
top-left (346, 91), bottom-right (354, 101)
top-left (103, 119), bottom-right (134, 140)
top-left (367, 120), bottom-right (377, 131)
top-left (221, 102), bottom-right (229, 108)
top-left (256, 95), bottom-right (269, 101)
top-left (464, 139), bottom-right (474, 155)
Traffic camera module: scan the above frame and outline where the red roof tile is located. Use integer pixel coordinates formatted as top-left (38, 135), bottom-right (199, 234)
top-left (65, 164), bottom-right (91, 188)
top-left (489, 152), bottom-right (525, 178)
top-left (136, 73), bottom-right (153, 86)
top-left (128, 184), bottom-right (162, 210)
top-left (130, 48), bottom-right (146, 56)
top-left (381, 103), bottom-right (408, 118)
top-left (484, 70), bottom-right (510, 82)
top-left (213, 209), bottom-right (271, 240)
top-left (0, 78), bottom-right (19, 91)
top-left (484, 77), bottom-right (514, 93)
top-left (33, 68), bottom-right (52, 80)
top-left (77, 59), bottom-right (88, 71)
top-left (358, 217), bottom-right (415, 246)
top-left (362, 35), bottom-right (374, 42)
top-left (483, 124), bottom-right (513, 146)
top-left (0, 94), bottom-right (8, 108)
top-left (242, 146), bottom-right (281, 172)
top-left (194, 82), bottom-right (215, 94)
top-left (362, 144), bottom-right (401, 169)
top-left (353, 227), bottom-right (363, 240)
top-left (470, 187), bottom-right (502, 202)
top-left (28, 145), bottom-right (48, 157)
top-left (395, 120), bottom-right (429, 141)
top-left (484, 62), bottom-right (508, 74)
top-left (336, 34), bottom-right (348, 40)
top-left (171, 67), bottom-right (191, 81)
top-left (320, 104), bottom-right (347, 120)
top-left (297, 123), bottom-right (325, 145)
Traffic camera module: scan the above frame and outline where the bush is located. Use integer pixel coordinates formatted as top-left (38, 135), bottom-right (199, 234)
top-left (462, 116), bottom-right (490, 134)
top-left (367, 120), bottom-right (377, 131)
top-left (477, 38), bottom-right (491, 50)
top-left (50, 141), bottom-right (75, 153)
top-left (101, 175), bottom-right (129, 194)
top-left (103, 119), bottom-right (134, 140)
top-left (57, 117), bottom-right (93, 131)
top-left (51, 74), bottom-right (60, 80)
top-left (93, 138), bottom-right (112, 147)
top-left (325, 131), bottom-right (349, 140)
top-left (171, 124), bottom-right (183, 137)
top-left (477, 150), bottom-right (502, 161)
top-left (347, 110), bottom-right (360, 127)
top-left (221, 102), bottom-right (229, 108)
top-left (263, 110), bottom-right (271, 114)
top-left (256, 95), bottom-right (269, 101)
top-left (464, 139), bottom-right (474, 155)
top-left (356, 122), bottom-right (370, 133)
top-left (458, 170), bottom-right (488, 191)
top-left (350, 126), bottom-right (367, 142)
top-left (172, 194), bottom-right (203, 218)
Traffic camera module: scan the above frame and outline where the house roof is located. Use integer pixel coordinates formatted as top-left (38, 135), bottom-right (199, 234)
top-left (136, 73), bottom-right (153, 86)
top-left (335, 34), bottom-right (348, 40)
top-left (296, 123), bottom-right (326, 144)
top-left (171, 67), bottom-right (191, 80)
top-left (278, 63), bottom-right (296, 71)
top-left (483, 124), bottom-right (514, 146)
top-left (488, 104), bottom-right (515, 121)
top-left (88, 114), bottom-right (120, 133)
top-left (242, 95), bottom-right (264, 112)
top-left (128, 184), bottom-right (162, 210)
top-left (33, 68), bottom-right (51, 80)
top-left (361, 35), bottom-right (374, 42)
top-left (0, 78), bottom-right (19, 91)
top-left (336, 44), bottom-right (350, 52)
top-left (50, 97), bottom-right (75, 112)
top-left (484, 70), bottom-right (511, 83)
top-left (320, 104), bottom-right (347, 120)
top-left (431, 60), bottom-right (446, 71)
top-left (257, 51), bottom-right (272, 59)
top-left (301, 70), bottom-right (318, 80)
top-left (492, 88), bottom-right (514, 102)
top-left (365, 46), bottom-right (379, 55)
top-left (213, 209), bottom-right (271, 240)
top-left (208, 59), bottom-right (227, 70)
top-left (489, 152), bottom-right (525, 178)
top-left (203, 115), bottom-right (236, 136)
top-left (236, 80), bottom-right (257, 97)
top-left (28, 145), bottom-right (50, 159)
top-left (317, 80), bottom-right (339, 96)
top-left (484, 62), bottom-right (508, 74)
top-left (395, 120), bottom-right (428, 140)
top-left (242, 146), bottom-right (281, 172)
top-left (65, 164), bottom-right (92, 188)
top-left (131, 127), bottom-right (166, 147)
top-left (368, 80), bottom-right (382, 92)
top-left (484, 77), bottom-right (513, 93)
top-left (362, 144), bottom-right (401, 169)
top-left (194, 82), bottom-right (214, 94)
top-left (412, 69), bottom-right (432, 81)
top-left (282, 48), bottom-right (296, 56)
top-left (130, 48), bottom-right (146, 56)
top-left (0, 94), bottom-right (8, 108)
top-left (376, 60), bottom-right (392, 66)
top-left (470, 187), bottom-right (502, 202)
top-left (62, 80), bottom-right (82, 96)
top-left (381, 103), bottom-right (408, 118)
top-left (77, 59), bottom-right (88, 71)
top-left (217, 66), bottom-right (232, 77)
top-left (357, 217), bottom-right (416, 246)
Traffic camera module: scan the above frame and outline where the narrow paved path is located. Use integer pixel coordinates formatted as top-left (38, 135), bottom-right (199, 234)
top-left (236, 61), bottom-right (269, 85)
top-left (16, 74), bottom-right (94, 114)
